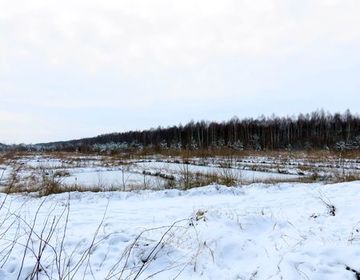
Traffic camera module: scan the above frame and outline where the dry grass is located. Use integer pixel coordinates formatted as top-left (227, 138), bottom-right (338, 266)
top-left (0, 151), bottom-right (18, 164)
top-left (2, 164), bottom-right (121, 196)
top-left (4, 181), bottom-right (121, 196)
top-left (3, 148), bottom-right (360, 162)
top-left (328, 172), bottom-right (360, 183)
top-left (3, 149), bottom-right (360, 194)
top-left (179, 164), bottom-right (241, 189)
top-left (0, 193), bottom-right (198, 280)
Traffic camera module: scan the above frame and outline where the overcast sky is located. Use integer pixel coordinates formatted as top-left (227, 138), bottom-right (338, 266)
top-left (1, 0), bottom-right (360, 144)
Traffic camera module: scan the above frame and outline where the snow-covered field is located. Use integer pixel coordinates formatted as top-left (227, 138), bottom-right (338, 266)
top-left (0, 155), bottom-right (307, 191)
top-left (61, 167), bottom-right (168, 190)
top-left (134, 161), bottom-right (300, 182)
top-left (1, 181), bottom-right (360, 279)
top-left (1, 154), bottom-right (360, 279)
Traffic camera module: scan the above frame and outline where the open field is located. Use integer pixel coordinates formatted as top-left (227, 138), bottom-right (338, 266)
top-left (1, 151), bottom-right (360, 279)
top-left (1, 181), bottom-right (360, 279)
top-left (1, 151), bottom-right (360, 194)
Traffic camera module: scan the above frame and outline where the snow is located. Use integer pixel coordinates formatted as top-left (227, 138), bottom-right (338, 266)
top-left (62, 167), bottom-right (168, 190)
top-left (135, 161), bottom-right (300, 182)
top-left (0, 156), bottom-right (304, 191)
top-left (1, 181), bottom-right (360, 279)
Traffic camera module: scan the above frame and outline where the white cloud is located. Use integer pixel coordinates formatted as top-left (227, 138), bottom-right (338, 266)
top-left (0, 0), bottom-right (359, 142)
top-left (1, 0), bottom-right (359, 74)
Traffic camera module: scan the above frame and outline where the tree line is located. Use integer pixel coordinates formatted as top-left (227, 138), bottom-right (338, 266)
top-left (2, 110), bottom-right (360, 153)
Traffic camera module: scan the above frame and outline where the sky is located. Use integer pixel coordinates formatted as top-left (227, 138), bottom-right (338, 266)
top-left (1, 0), bottom-right (360, 144)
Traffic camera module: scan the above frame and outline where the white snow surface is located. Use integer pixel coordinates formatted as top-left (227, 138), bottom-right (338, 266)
top-left (135, 161), bottom-right (300, 181)
top-left (1, 182), bottom-right (360, 279)
top-left (0, 156), bottom-right (303, 191)
top-left (62, 167), bottom-right (167, 190)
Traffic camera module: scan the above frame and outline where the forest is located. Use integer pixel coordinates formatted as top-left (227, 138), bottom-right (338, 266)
top-left (3, 110), bottom-right (360, 152)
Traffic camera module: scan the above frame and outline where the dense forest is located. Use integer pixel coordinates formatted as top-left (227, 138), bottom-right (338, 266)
top-left (3, 110), bottom-right (360, 153)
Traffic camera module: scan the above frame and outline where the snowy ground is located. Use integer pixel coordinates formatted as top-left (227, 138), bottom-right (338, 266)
top-left (0, 155), bottom-right (306, 191)
top-left (61, 167), bottom-right (168, 190)
top-left (1, 181), bottom-right (360, 279)
top-left (134, 161), bottom-right (300, 182)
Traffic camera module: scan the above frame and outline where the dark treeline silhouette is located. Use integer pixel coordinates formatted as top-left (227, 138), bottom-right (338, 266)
top-left (2, 110), bottom-right (360, 153)
top-left (39, 110), bottom-right (360, 152)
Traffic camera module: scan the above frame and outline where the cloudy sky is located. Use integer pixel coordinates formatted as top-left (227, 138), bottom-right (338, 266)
top-left (1, 0), bottom-right (359, 143)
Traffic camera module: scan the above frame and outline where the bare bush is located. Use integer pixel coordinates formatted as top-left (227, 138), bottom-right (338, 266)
top-left (318, 193), bottom-right (336, 217)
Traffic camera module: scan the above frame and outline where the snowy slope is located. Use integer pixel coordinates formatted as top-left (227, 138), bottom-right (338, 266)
top-left (1, 182), bottom-right (360, 279)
